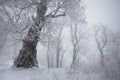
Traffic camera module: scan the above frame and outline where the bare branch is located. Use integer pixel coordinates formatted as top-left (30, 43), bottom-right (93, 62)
top-left (2, 5), bottom-right (17, 29)
top-left (94, 25), bottom-right (109, 66)
top-left (45, 0), bottom-right (66, 19)
top-left (52, 13), bottom-right (65, 18)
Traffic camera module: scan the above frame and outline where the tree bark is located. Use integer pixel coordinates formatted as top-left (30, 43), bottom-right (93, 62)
top-left (14, 0), bottom-right (47, 68)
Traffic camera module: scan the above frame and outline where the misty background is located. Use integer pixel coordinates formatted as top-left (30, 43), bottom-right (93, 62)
top-left (0, 0), bottom-right (120, 80)
top-left (85, 0), bottom-right (120, 31)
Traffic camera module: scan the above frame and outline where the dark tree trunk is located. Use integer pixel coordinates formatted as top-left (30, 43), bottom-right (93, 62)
top-left (14, 0), bottom-right (47, 68)
top-left (14, 39), bottom-right (38, 68)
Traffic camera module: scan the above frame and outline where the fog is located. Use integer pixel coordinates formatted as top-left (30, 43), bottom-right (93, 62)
top-left (85, 0), bottom-right (120, 31)
top-left (0, 0), bottom-right (120, 80)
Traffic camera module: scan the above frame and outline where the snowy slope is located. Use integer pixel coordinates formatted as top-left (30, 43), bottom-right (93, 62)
top-left (0, 68), bottom-right (67, 80)
top-left (0, 57), bottom-right (109, 80)
top-left (0, 67), bottom-right (110, 80)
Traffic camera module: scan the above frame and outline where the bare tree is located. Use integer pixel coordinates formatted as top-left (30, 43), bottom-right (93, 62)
top-left (56, 26), bottom-right (63, 68)
top-left (46, 25), bottom-right (51, 68)
top-left (46, 22), bottom-right (65, 68)
top-left (94, 25), bottom-right (109, 66)
top-left (70, 23), bottom-right (86, 68)
top-left (13, 0), bottom-right (48, 68)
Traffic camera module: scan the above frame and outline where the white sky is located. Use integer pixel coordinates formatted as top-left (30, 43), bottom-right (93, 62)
top-left (84, 0), bottom-right (120, 31)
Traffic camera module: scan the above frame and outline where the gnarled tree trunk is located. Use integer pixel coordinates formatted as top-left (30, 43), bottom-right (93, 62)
top-left (14, 0), bottom-right (47, 68)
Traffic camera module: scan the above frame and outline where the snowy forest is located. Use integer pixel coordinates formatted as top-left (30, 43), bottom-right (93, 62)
top-left (0, 0), bottom-right (120, 80)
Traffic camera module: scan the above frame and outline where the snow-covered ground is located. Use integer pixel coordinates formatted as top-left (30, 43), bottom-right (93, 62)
top-left (0, 68), bottom-right (67, 80)
top-left (0, 57), bottom-right (108, 80)
top-left (0, 67), bottom-right (109, 80)
top-left (0, 53), bottom-right (113, 80)
top-left (0, 56), bottom-right (114, 80)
